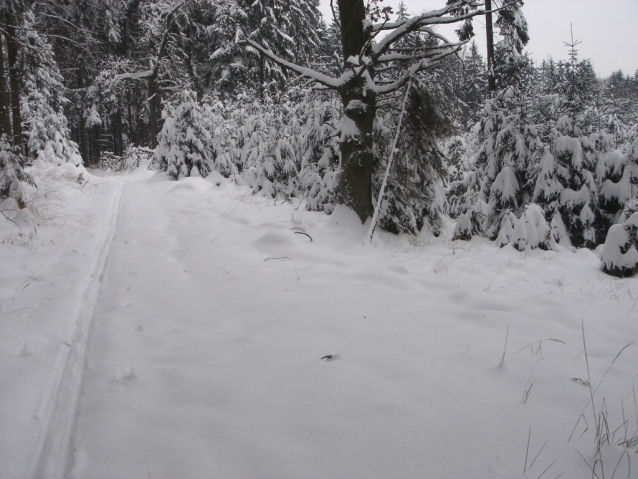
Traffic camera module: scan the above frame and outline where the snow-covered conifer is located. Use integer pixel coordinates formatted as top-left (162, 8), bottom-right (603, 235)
top-left (297, 99), bottom-right (341, 212)
top-left (601, 212), bottom-right (638, 277)
top-left (0, 136), bottom-right (33, 207)
top-left (460, 42), bottom-right (487, 126)
top-left (510, 204), bottom-right (554, 251)
top-left (18, 11), bottom-right (81, 165)
top-left (468, 60), bottom-right (543, 242)
top-left (209, 0), bottom-right (322, 96)
top-left (452, 199), bottom-right (488, 241)
top-left (373, 82), bottom-right (451, 235)
top-left (455, 2), bottom-right (541, 245)
top-left (534, 41), bottom-right (601, 247)
top-left (157, 91), bottom-right (214, 179)
top-left (599, 136), bottom-right (638, 221)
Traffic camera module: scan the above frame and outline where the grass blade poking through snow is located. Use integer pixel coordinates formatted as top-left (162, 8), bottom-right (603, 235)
top-left (499, 325), bottom-right (509, 368)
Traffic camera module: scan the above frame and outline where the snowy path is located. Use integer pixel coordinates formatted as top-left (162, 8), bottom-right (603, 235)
top-left (28, 182), bottom-right (124, 479)
top-left (66, 172), bottom-right (637, 479)
top-left (3, 168), bottom-right (637, 479)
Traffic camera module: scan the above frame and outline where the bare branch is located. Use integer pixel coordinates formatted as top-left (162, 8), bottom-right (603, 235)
top-left (329, 0), bottom-right (341, 31)
top-left (376, 46), bottom-right (463, 94)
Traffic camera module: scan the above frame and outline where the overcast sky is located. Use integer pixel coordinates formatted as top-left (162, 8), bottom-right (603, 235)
top-left (317, 0), bottom-right (638, 78)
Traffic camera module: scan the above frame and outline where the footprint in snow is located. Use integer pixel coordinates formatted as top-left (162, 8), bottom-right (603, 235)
top-left (15, 341), bottom-right (31, 357)
top-left (117, 365), bottom-right (137, 382)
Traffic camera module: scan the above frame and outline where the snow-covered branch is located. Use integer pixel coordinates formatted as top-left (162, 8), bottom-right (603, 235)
top-left (372, 5), bottom-right (484, 58)
top-left (377, 41), bottom-right (465, 64)
top-left (113, 70), bottom-right (154, 82)
top-left (239, 36), bottom-right (344, 90)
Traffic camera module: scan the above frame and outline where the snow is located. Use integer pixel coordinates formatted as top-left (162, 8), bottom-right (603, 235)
top-left (510, 204), bottom-right (554, 251)
top-left (601, 224), bottom-right (638, 272)
top-left (490, 165), bottom-right (519, 202)
top-left (1, 167), bottom-right (637, 478)
top-left (554, 136), bottom-right (583, 169)
top-left (602, 212), bottom-right (638, 277)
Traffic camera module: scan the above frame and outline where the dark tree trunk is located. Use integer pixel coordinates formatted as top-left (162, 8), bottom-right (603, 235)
top-left (79, 124), bottom-right (88, 163)
top-left (89, 125), bottom-right (100, 167)
top-left (0, 34), bottom-right (13, 138)
top-left (147, 70), bottom-right (162, 148)
top-left (112, 110), bottom-right (123, 156)
top-left (485, 0), bottom-right (496, 93)
top-left (259, 53), bottom-right (264, 101)
top-left (5, 22), bottom-right (22, 151)
top-left (127, 89), bottom-right (136, 146)
top-left (336, 0), bottom-right (376, 222)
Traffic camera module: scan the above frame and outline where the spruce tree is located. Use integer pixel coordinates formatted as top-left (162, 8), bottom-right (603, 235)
top-left (157, 90), bottom-right (214, 179)
top-left (457, 1), bottom-right (539, 243)
top-left (0, 135), bottom-right (33, 207)
top-left (18, 11), bottom-right (81, 165)
top-left (536, 38), bottom-right (599, 248)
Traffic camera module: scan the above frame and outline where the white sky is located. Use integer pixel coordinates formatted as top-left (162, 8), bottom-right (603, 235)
top-left (318, 0), bottom-right (638, 78)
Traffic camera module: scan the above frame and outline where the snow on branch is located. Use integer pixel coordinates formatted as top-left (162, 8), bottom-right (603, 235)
top-left (372, 3), bottom-right (485, 57)
top-left (236, 0), bottom-right (484, 94)
top-left (377, 41), bottom-right (465, 64)
top-left (113, 70), bottom-right (154, 82)
top-left (239, 36), bottom-right (345, 90)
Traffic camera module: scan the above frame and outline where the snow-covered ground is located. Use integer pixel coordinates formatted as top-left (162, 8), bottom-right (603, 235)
top-left (1, 165), bottom-right (637, 479)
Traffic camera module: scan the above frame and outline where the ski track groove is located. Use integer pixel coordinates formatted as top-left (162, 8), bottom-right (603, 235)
top-left (26, 180), bottom-right (125, 479)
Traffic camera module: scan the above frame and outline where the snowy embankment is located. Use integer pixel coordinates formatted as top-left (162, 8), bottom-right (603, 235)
top-left (1, 167), bottom-right (637, 479)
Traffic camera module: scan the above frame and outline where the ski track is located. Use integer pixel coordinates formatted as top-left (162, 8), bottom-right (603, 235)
top-left (26, 181), bottom-right (124, 479)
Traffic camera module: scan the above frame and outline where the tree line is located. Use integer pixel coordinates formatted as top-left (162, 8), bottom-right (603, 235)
top-left (1, 0), bottom-right (637, 271)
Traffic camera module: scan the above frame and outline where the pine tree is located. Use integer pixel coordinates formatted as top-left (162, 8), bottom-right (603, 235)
top-left (18, 11), bottom-right (82, 165)
top-left (315, 11), bottom-right (343, 78)
top-left (373, 81), bottom-right (452, 235)
top-left (458, 2), bottom-right (540, 244)
top-left (536, 38), bottom-right (600, 248)
top-left (460, 41), bottom-right (486, 126)
top-left (157, 90), bottom-right (214, 179)
top-left (601, 209), bottom-right (638, 277)
top-left (0, 135), bottom-right (33, 207)
top-left (206, 0), bottom-right (323, 97)
top-left (396, 1), bottom-right (409, 20)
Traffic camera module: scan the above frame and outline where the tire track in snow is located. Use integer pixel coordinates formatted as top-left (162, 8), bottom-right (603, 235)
top-left (26, 180), bottom-right (125, 479)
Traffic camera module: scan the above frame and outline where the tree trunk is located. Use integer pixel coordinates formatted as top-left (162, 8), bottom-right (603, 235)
top-left (112, 110), bottom-right (123, 157)
top-left (89, 124), bottom-right (100, 167)
top-left (336, 0), bottom-right (376, 222)
top-left (79, 123), bottom-right (88, 163)
top-left (5, 22), bottom-right (22, 151)
top-left (485, 0), bottom-right (496, 93)
top-left (0, 34), bottom-right (13, 138)
top-left (259, 53), bottom-right (264, 101)
top-left (338, 77), bottom-right (376, 222)
top-left (127, 88), bottom-right (136, 146)
top-left (147, 70), bottom-right (162, 148)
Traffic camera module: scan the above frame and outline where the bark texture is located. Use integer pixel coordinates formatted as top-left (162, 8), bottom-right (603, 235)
top-left (337, 0), bottom-right (376, 222)
top-left (5, 21), bottom-right (22, 150)
top-left (0, 34), bottom-right (13, 137)
top-left (485, 0), bottom-right (496, 93)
